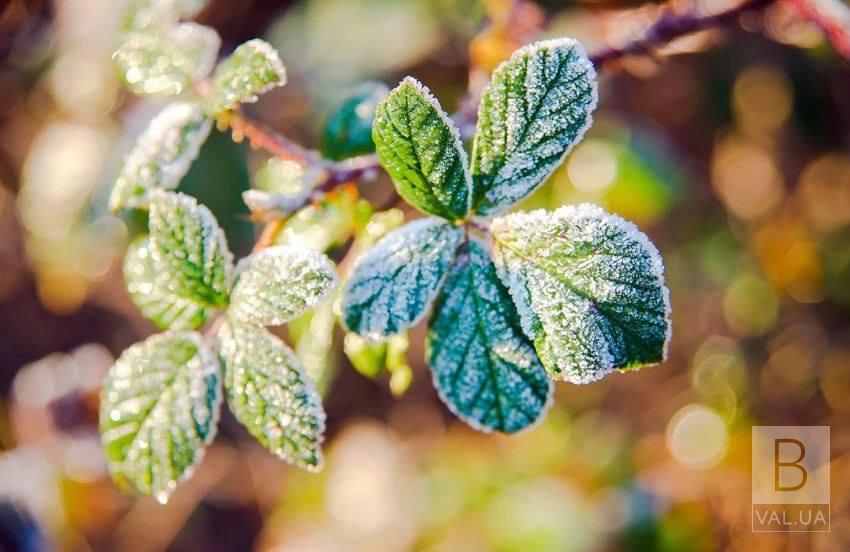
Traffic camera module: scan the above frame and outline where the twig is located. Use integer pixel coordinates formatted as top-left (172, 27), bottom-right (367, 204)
top-left (781, 0), bottom-right (850, 59)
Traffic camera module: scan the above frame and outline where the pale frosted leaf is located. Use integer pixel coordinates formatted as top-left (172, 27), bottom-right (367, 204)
top-left (204, 39), bottom-right (286, 116)
top-left (471, 38), bottom-right (598, 215)
top-left (342, 218), bottom-right (463, 341)
top-left (110, 102), bottom-right (211, 211)
top-left (99, 331), bottom-right (221, 502)
top-left (229, 245), bottom-right (338, 326)
top-left (492, 204), bottom-right (671, 383)
top-left (124, 237), bottom-right (211, 330)
top-left (372, 77), bottom-right (471, 220)
top-left (427, 241), bottom-right (552, 433)
top-left (242, 159), bottom-right (317, 216)
top-left (115, 23), bottom-right (220, 96)
top-left (122, 0), bottom-right (209, 32)
top-left (148, 190), bottom-right (233, 308)
top-left (217, 318), bottom-right (325, 470)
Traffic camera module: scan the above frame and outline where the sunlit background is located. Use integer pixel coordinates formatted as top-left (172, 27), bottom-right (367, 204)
top-left (2, 0), bottom-right (850, 550)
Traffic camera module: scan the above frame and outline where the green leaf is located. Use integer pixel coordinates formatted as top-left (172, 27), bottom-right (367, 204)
top-left (122, 0), bottom-right (208, 32)
top-left (115, 23), bottom-right (220, 96)
top-left (427, 241), bottom-right (552, 433)
top-left (217, 318), bottom-right (325, 470)
top-left (204, 39), bottom-right (287, 116)
top-left (372, 77), bottom-right (471, 221)
top-left (321, 82), bottom-right (389, 161)
top-left (470, 38), bottom-right (598, 215)
top-left (229, 245), bottom-right (338, 326)
top-left (243, 158), bottom-right (315, 216)
top-left (99, 331), bottom-right (221, 503)
top-left (110, 102), bottom-right (212, 211)
top-left (148, 190), bottom-right (233, 309)
top-left (342, 218), bottom-right (463, 341)
top-left (124, 237), bottom-right (211, 330)
top-left (491, 204), bottom-right (671, 383)
top-left (290, 294), bottom-right (338, 395)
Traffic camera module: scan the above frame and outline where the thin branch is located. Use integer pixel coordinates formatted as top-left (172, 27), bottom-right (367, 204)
top-left (781, 0), bottom-right (850, 59)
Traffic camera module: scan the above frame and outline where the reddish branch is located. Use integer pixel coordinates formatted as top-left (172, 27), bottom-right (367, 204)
top-left (781, 0), bottom-right (850, 59)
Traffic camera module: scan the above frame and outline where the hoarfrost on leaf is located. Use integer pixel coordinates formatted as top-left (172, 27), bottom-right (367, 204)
top-left (229, 245), bottom-right (339, 327)
top-left (470, 38), bottom-right (598, 215)
top-left (217, 318), bottom-right (326, 471)
top-left (148, 190), bottom-right (233, 309)
top-left (342, 218), bottom-right (464, 341)
top-left (372, 77), bottom-right (472, 221)
top-left (99, 331), bottom-right (221, 501)
top-left (427, 241), bottom-right (552, 434)
top-left (242, 158), bottom-right (318, 216)
top-left (491, 204), bottom-right (671, 384)
top-left (122, 0), bottom-right (209, 32)
top-left (204, 39), bottom-right (287, 116)
top-left (110, 102), bottom-right (212, 211)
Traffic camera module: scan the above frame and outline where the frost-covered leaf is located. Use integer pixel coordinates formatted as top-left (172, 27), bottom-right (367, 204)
top-left (115, 23), bottom-right (220, 96)
top-left (148, 190), bottom-right (233, 308)
top-left (427, 241), bottom-right (552, 433)
top-left (217, 318), bottom-right (325, 470)
top-left (342, 218), bottom-right (463, 341)
top-left (110, 103), bottom-right (212, 211)
top-left (229, 245), bottom-right (338, 326)
top-left (492, 204), bottom-right (671, 383)
top-left (471, 38), bottom-right (598, 215)
top-left (275, 187), bottom-right (372, 252)
top-left (122, 0), bottom-right (209, 32)
top-left (372, 77), bottom-right (471, 221)
top-left (124, 237), bottom-right (212, 330)
top-left (99, 331), bottom-right (221, 502)
top-left (321, 82), bottom-right (389, 161)
top-left (204, 39), bottom-right (286, 116)
top-left (242, 159), bottom-right (318, 216)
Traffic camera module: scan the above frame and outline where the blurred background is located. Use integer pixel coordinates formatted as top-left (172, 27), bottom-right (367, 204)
top-left (1, 0), bottom-right (850, 550)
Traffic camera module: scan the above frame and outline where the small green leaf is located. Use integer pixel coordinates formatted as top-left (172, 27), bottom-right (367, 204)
top-left (99, 331), bottom-right (221, 502)
top-left (290, 294), bottom-right (338, 395)
top-left (110, 102), bottom-right (212, 211)
top-left (229, 245), bottom-right (338, 326)
top-left (342, 218), bottom-right (463, 341)
top-left (427, 241), bottom-right (552, 433)
top-left (122, 0), bottom-right (208, 32)
top-left (148, 190), bottom-right (233, 308)
top-left (204, 39), bottom-right (287, 116)
top-left (372, 77), bottom-right (471, 221)
top-left (124, 237), bottom-right (211, 330)
top-left (217, 318), bottom-right (325, 470)
top-left (492, 204), bottom-right (671, 383)
top-left (471, 38), bottom-right (598, 215)
top-left (115, 23), bottom-right (220, 96)
top-left (321, 82), bottom-right (389, 161)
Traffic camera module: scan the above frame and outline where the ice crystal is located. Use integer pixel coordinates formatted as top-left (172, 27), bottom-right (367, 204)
top-left (342, 218), bottom-right (463, 341)
top-left (204, 39), bottom-right (287, 116)
top-left (217, 318), bottom-right (326, 471)
top-left (372, 77), bottom-right (472, 221)
top-left (148, 190), bottom-right (233, 309)
top-left (470, 38), bottom-right (598, 215)
top-left (229, 245), bottom-right (339, 327)
top-left (491, 203), bottom-right (671, 383)
top-left (110, 102), bottom-right (212, 211)
top-left (427, 241), bottom-right (552, 433)
top-left (99, 331), bottom-right (221, 501)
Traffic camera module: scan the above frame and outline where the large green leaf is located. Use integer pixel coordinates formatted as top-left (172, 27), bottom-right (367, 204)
top-left (110, 102), bottom-right (212, 211)
top-left (148, 190), bottom-right (233, 309)
top-left (492, 204), bottom-right (671, 383)
top-left (427, 241), bottom-right (552, 433)
top-left (470, 38), bottom-right (598, 215)
top-left (229, 245), bottom-right (338, 326)
top-left (204, 39), bottom-right (287, 116)
top-left (99, 331), bottom-right (221, 502)
top-left (342, 218), bottom-right (463, 341)
top-left (217, 318), bottom-right (325, 471)
top-left (372, 77), bottom-right (471, 221)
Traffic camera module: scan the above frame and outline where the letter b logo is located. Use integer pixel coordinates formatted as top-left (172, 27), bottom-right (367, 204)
top-left (774, 438), bottom-right (807, 492)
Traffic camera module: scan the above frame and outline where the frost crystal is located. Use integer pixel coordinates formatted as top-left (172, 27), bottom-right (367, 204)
top-left (492, 203), bottom-right (671, 383)
top-left (471, 38), bottom-right (598, 215)
top-left (204, 39), bottom-right (287, 116)
top-left (99, 331), bottom-right (221, 501)
top-left (148, 190), bottom-right (233, 309)
top-left (110, 102), bottom-right (212, 211)
top-left (229, 245), bottom-right (339, 327)
top-left (342, 218), bottom-right (464, 341)
top-left (427, 242), bottom-right (553, 434)
top-left (372, 77), bottom-right (472, 221)
top-left (217, 318), bottom-right (326, 471)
